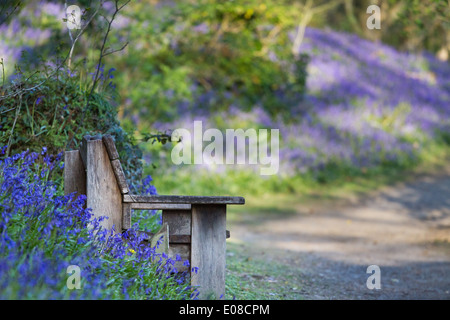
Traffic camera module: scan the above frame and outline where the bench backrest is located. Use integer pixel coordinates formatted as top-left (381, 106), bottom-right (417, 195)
top-left (64, 135), bottom-right (127, 233)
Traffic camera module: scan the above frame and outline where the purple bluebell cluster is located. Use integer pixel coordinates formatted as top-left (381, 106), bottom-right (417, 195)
top-left (0, 147), bottom-right (196, 299)
top-left (151, 27), bottom-right (450, 176)
top-left (279, 27), bottom-right (449, 173)
top-left (0, 1), bottom-right (57, 70)
top-left (89, 64), bottom-right (117, 91)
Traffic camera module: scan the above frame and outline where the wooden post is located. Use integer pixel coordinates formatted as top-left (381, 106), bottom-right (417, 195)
top-left (190, 204), bottom-right (227, 300)
top-left (86, 139), bottom-right (123, 233)
top-left (66, 135), bottom-right (243, 297)
top-left (162, 210), bottom-right (192, 273)
top-left (64, 150), bottom-right (86, 199)
top-left (122, 203), bottom-right (132, 230)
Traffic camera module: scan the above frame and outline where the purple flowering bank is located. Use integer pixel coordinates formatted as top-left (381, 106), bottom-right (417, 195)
top-left (0, 147), bottom-right (197, 299)
top-left (152, 27), bottom-right (450, 177)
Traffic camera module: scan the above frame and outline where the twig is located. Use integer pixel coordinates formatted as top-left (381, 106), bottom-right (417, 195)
top-left (0, 0), bottom-right (21, 26)
top-left (73, 0), bottom-right (130, 144)
top-left (1, 58), bottom-right (5, 87)
top-left (89, 0), bottom-right (129, 95)
top-left (66, 0), bottom-right (104, 68)
top-left (0, 106), bottom-right (16, 114)
top-left (6, 93), bottom-right (22, 158)
top-left (0, 78), bottom-right (47, 101)
top-left (208, 15), bottom-right (230, 49)
top-left (292, 0), bottom-right (343, 57)
top-left (0, 1), bottom-right (104, 102)
top-left (257, 24), bottom-right (282, 56)
top-left (102, 41), bottom-right (129, 57)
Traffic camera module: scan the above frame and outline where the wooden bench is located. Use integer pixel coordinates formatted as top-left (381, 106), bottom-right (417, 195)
top-left (64, 134), bottom-right (245, 299)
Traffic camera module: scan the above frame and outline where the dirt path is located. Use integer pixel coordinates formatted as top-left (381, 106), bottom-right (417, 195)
top-left (230, 171), bottom-right (450, 299)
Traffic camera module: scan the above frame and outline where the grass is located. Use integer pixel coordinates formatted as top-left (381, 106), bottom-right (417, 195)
top-left (155, 141), bottom-right (450, 300)
top-left (149, 140), bottom-right (450, 203)
top-left (4, 136), bottom-right (448, 299)
top-left (225, 242), bottom-right (305, 300)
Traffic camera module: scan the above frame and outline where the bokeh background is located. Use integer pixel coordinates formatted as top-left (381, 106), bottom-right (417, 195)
top-left (1, 0), bottom-right (449, 197)
top-left (1, 0), bottom-right (450, 301)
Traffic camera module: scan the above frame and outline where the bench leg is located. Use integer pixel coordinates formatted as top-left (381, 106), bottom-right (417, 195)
top-left (162, 209), bottom-right (191, 273)
top-left (191, 204), bottom-right (227, 300)
top-left (64, 150), bottom-right (86, 200)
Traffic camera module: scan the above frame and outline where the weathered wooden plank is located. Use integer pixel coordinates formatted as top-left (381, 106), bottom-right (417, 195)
top-left (150, 222), bottom-right (169, 255)
top-left (79, 135), bottom-right (90, 169)
top-left (162, 210), bottom-right (191, 236)
top-left (64, 150), bottom-right (86, 200)
top-left (169, 235), bottom-right (191, 243)
top-left (134, 231), bottom-right (191, 244)
top-left (102, 134), bottom-right (120, 160)
top-left (124, 194), bottom-right (245, 205)
top-left (169, 244), bottom-right (190, 273)
top-left (122, 203), bottom-right (132, 230)
top-left (131, 203), bottom-right (191, 210)
top-left (191, 204), bottom-right (227, 300)
top-left (86, 139), bottom-right (122, 234)
top-left (137, 229), bottom-right (189, 272)
top-left (80, 135), bottom-right (103, 167)
top-left (110, 159), bottom-right (129, 194)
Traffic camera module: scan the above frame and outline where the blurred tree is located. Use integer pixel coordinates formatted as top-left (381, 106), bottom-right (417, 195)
top-left (0, 0), bottom-right (22, 26)
top-left (325, 0), bottom-right (449, 57)
top-left (397, 0), bottom-right (449, 59)
top-left (107, 0), bottom-right (315, 123)
top-left (291, 0), bottom-right (344, 57)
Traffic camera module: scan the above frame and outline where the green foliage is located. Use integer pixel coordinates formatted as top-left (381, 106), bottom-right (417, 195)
top-left (150, 139), bottom-right (450, 200)
top-left (225, 242), bottom-right (304, 300)
top-left (0, 66), bottom-right (144, 185)
top-left (397, 0), bottom-right (450, 52)
top-left (112, 0), bottom-right (309, 124)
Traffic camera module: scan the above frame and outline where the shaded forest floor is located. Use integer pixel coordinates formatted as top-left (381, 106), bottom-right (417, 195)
top-left (226, 167), bottom-right (450, 299)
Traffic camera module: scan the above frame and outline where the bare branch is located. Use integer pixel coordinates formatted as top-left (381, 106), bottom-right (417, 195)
top-left (0, 0), bottom-right (21, 26)
top-left (0, 1), bottom-right (103, 101)
top-left (102, 41), bottom-right (129, 57)
top-left (292, 0), bottom-right (344, 57)
top-left (117, 0), bottom-right (131, 11)
top-left (73, 0), bottom-right (131, 142)
top-left (6, 93), bottom-right (22, 157)
top-left (257, 24), bottom-right (282, 56)
top-left (67, 0), bottom-right (105, 68)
